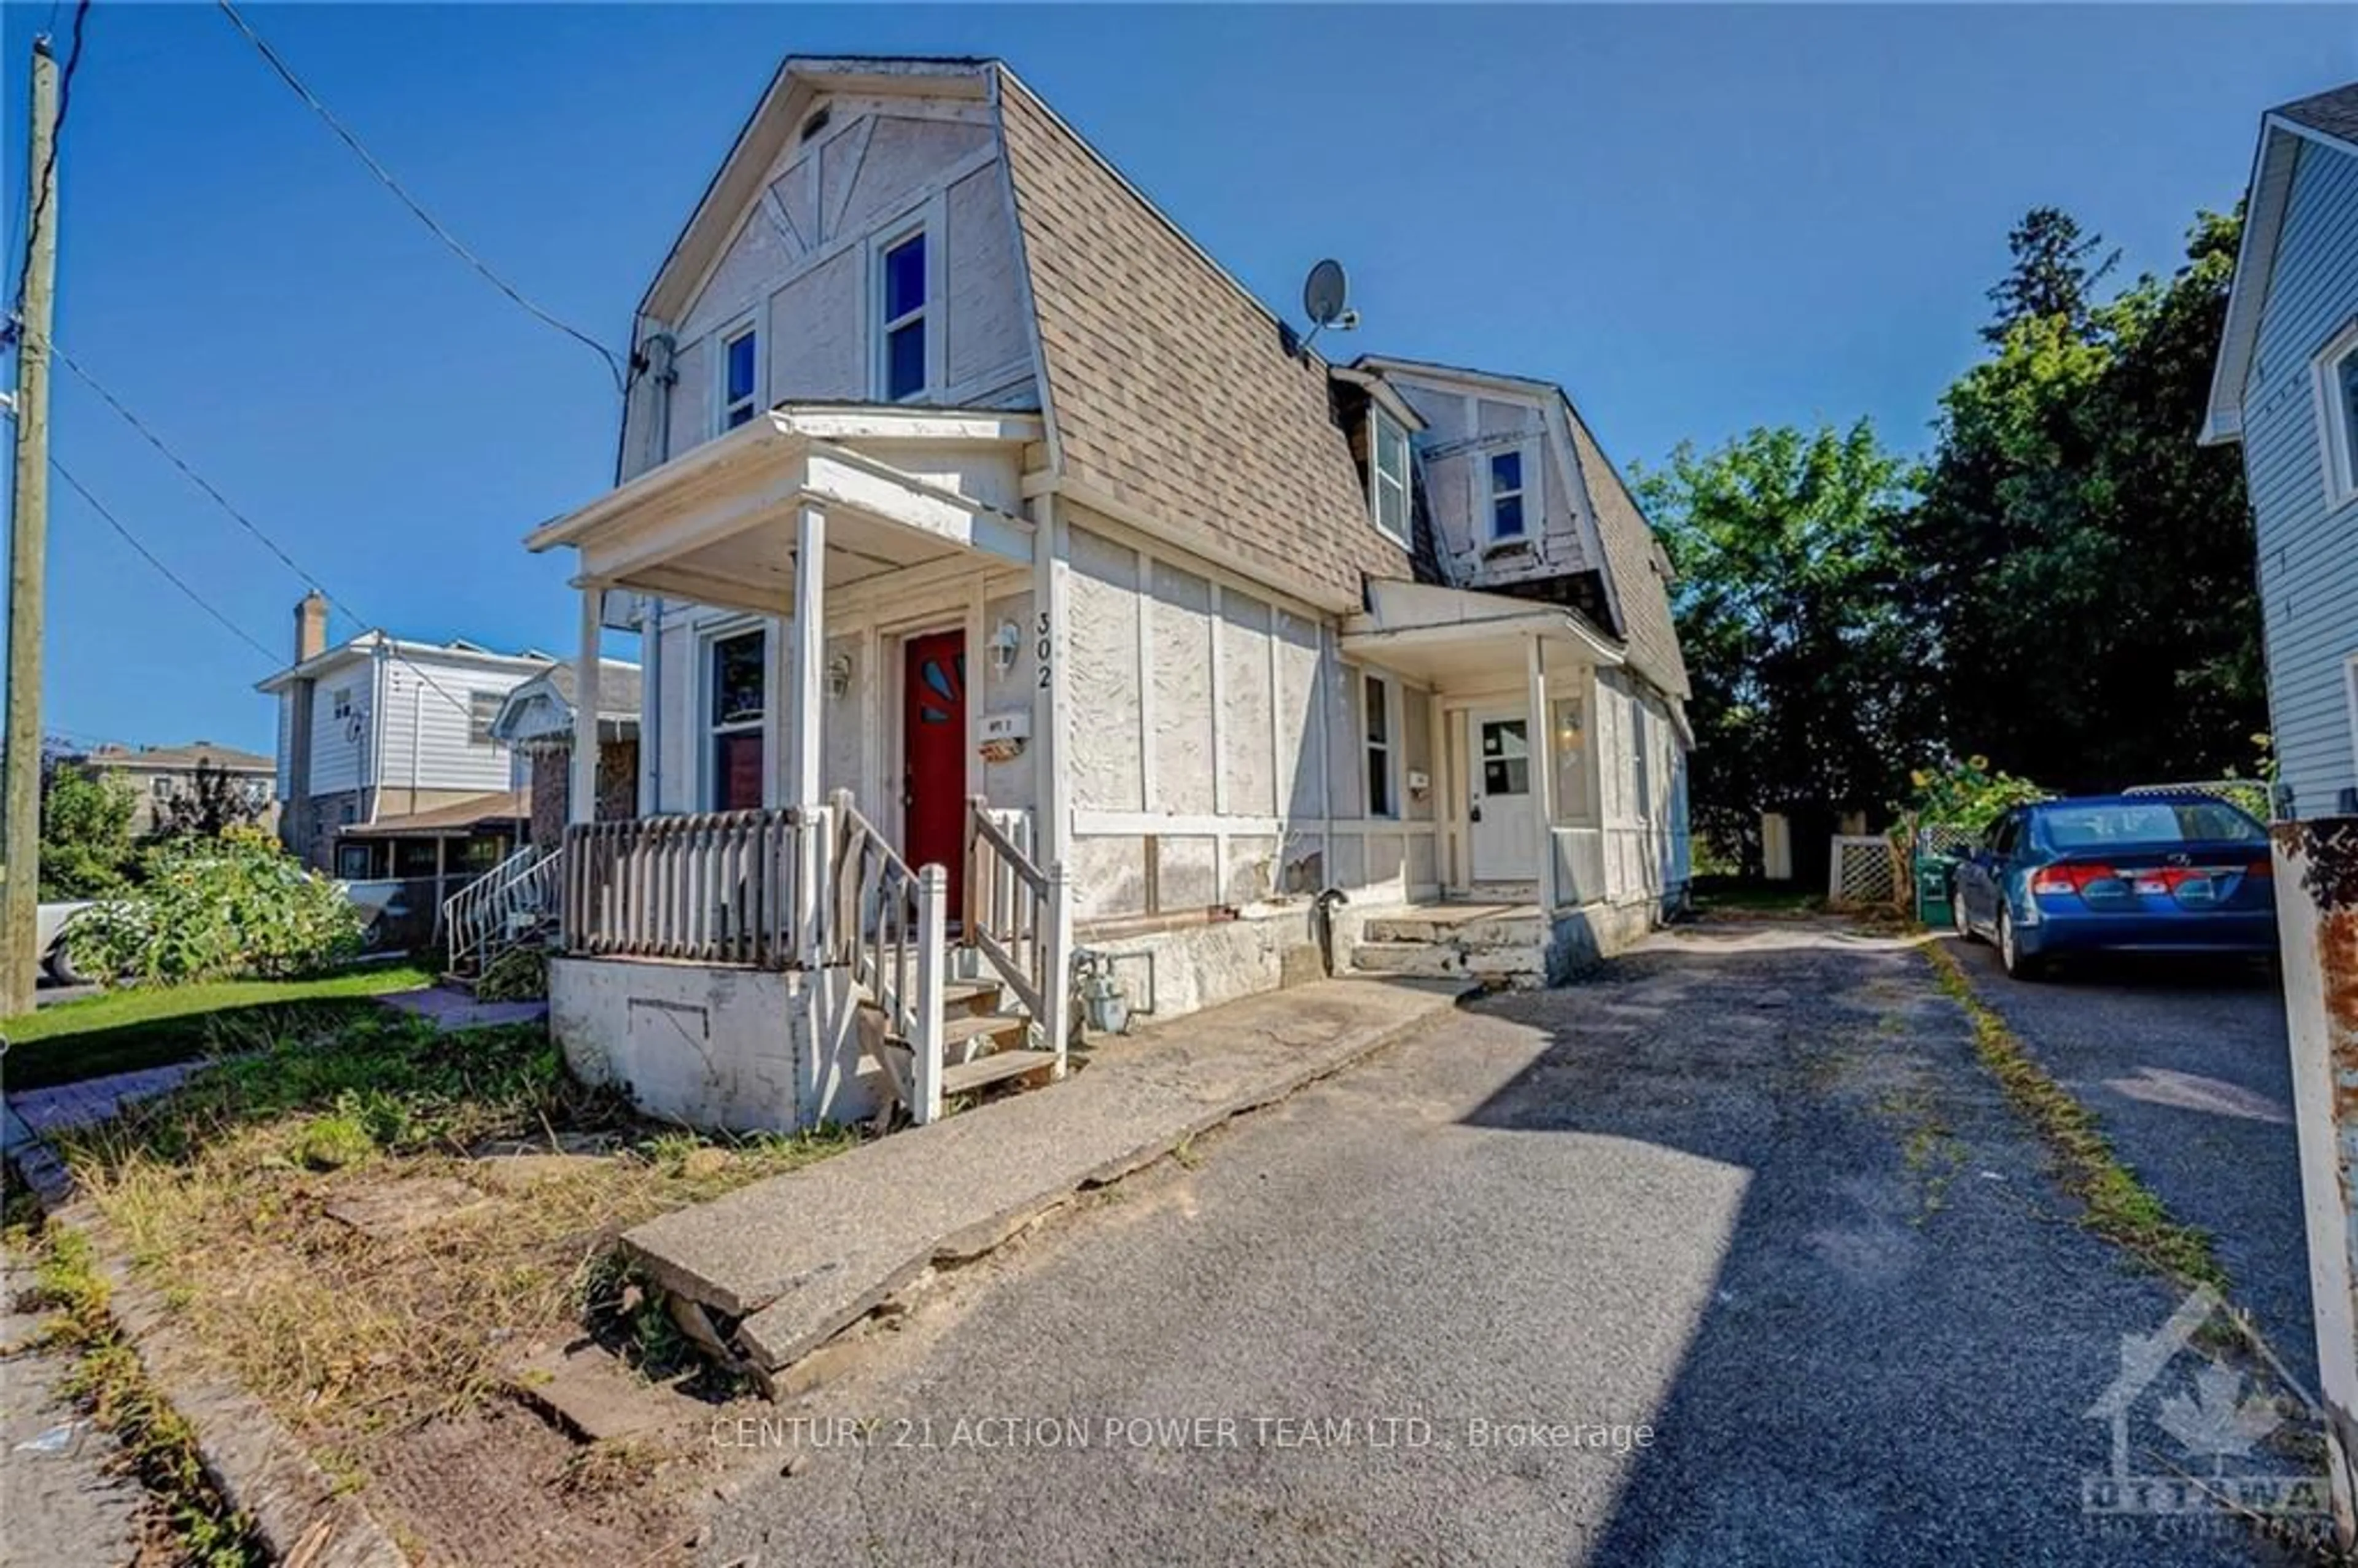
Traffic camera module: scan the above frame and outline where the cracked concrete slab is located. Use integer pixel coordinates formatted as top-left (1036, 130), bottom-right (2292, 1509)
top-left (621, 978), bottom-right (1466, 1373)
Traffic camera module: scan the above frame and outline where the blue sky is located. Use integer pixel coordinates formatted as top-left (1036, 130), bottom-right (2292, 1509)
top-left (2, 4), bottom-right (2352, 755)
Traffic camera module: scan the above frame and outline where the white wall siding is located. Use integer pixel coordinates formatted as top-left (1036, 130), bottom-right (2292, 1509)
top-left (375, 653), bottom-right (535, 798)
top-left (1391, 377), bottom-right (1598, 592)
top-left (2244, 138), bottom-right (2358, 818)
top-left (628, 99), bottom-right (1035, 483)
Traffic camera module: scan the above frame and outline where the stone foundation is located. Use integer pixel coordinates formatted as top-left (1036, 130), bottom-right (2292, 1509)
top-left (1073, 906), bottom-right (1323, 1023)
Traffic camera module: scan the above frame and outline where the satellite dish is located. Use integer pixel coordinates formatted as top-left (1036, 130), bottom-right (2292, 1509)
top-left (1303, 259), bottom-right (1349, 327)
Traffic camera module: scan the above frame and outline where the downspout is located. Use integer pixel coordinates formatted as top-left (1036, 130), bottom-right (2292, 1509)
top-left (409, 675), bottom-right (423, 818)
top-left (366, 640), bottom-right (391, 825)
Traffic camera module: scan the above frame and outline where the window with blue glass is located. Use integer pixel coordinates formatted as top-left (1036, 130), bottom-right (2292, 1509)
top-left (720, 324), bottom-right (759, 431)
top-left (880, 230), bottom-right (928, 402)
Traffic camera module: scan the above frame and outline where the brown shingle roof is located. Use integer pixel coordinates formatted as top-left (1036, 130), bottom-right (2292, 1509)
top-left (341, 790), bottom-right (529, 839)
top-left (1563, 403), bottom-right (1689, 700)
top-left (995, 69), bottom-right (1411, 609)
top-left (83, 740), bottom-right (273, 774)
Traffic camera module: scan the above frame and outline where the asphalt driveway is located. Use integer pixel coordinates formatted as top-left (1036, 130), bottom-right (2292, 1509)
top-left (698, 924), bottom-right (2319, 1566)
top-left (1940, 934), bottom-right (2316, 1392)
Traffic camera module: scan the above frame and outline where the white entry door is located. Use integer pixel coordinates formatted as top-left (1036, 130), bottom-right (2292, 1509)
top-left (1468, 708), bottom-right (1540, 882)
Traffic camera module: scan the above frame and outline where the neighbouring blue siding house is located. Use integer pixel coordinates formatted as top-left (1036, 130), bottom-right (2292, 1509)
top-left (2205, 82), bottom-right (2358, 821)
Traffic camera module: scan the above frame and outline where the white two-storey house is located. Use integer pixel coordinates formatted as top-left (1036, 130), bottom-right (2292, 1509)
top-left (525, 56), bottom-right (1692, 1143)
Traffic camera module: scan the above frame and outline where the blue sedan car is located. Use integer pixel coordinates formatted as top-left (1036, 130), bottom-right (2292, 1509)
top-left (1950, 794), bottom-right (2278, 980)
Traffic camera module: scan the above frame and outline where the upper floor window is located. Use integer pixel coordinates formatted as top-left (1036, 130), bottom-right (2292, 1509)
top-left (330, 686), bottom-right (353, 721)
top-left (467, 691), bottom-right (501, 747)
top-left (150, 775), bottom-right (175, 799)
top-left (2317, 320), bottom-right (2358, 511)
top-left (1489, 449), bottom-right (1527, 540)
top-left (1369, 409), bottom-right (1411, 546)
top-left (878, 229), bottom-right (929, 402)
top-left (720, 321), bottom-right (760, 432)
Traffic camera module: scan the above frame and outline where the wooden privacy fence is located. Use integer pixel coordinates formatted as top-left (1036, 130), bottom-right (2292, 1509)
top-left (562, 808), bottom-right (811, 966)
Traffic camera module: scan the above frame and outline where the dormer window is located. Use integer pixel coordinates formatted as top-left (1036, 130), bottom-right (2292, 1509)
top-left (1369, 408), bottom-right (1411, 546)
top-left (1489, 449), bottom-right (1527, 540)
top-left (877, 228), bottom-right (930, 402)
top-left (719, 321), bottom-right (760, 431)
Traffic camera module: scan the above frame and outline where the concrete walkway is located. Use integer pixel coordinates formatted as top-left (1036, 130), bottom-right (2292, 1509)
top-left (626, 976), bottom-right (1466, 1377)
top-left (377, 985), bottom-right (549, 1032)
top-left (1, 1257), bottom-right (147, 1566)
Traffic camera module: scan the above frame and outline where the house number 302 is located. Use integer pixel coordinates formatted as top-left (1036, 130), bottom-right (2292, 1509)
top-left (1036, 610), bottom-right (1054, 689)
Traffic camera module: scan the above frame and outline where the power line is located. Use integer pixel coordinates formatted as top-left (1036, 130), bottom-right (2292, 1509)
top-left (49, 456), bottom-right (282, 666)
top-left (211, 0), bottom-right (628, 394)
top-left (36, 330), bottom-right (535, 728)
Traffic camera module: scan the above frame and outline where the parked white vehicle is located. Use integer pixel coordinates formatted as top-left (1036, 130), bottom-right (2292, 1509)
top-left (36, 899), bottom-right (95, 984)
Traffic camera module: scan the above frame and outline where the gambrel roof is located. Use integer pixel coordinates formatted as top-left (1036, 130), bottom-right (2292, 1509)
top-left (631, 56), bottom-right (1412, 612)
top-left (994, 72), bottom-right (1412, 608)
top-left (1356, 355), bottom-right (1690, 701)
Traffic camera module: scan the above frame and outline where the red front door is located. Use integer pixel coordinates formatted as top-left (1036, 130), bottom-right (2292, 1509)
top-left (901, 630), bottom-right (967, 910)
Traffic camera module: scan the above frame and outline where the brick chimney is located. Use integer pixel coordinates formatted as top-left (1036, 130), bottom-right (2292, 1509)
top-left (282, 591), bottom-right (331, 866)
top-left (294, 589), bottom-right (329, 663)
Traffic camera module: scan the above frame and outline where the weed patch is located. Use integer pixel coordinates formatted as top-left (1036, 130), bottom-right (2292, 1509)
top-left (44, 1009), bottom-right (854, 1521)
top-left (1923, 941), bottom-right (2225, 1287)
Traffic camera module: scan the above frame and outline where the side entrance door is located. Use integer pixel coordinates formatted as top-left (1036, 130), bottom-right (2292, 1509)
top-left (1467, 707), bottom-right (1539, 883)
top-left (901, 629), bottom-right (968, 911)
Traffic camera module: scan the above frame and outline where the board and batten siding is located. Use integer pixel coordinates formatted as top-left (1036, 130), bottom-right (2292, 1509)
top-left (2243, 137), bottom-right (2358, 818)
top-left (621, 97), bottom-right (1037, 483)
top-left (1060, 512), bottom-right (1438, 921)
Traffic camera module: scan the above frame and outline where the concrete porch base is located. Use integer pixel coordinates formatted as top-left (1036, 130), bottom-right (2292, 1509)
top-left (618, 976), bottom-right (1467, 1384)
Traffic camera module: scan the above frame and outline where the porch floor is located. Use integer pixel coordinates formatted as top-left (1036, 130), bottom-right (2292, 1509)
top-left (619, 976), bottom-right (1468, 1383)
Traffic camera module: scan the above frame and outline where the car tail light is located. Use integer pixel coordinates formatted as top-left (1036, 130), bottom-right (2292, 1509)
top-left (2032, 864), bottom-right (2117, 896)
top-left (2244, 860), bottom-right (2272, 880)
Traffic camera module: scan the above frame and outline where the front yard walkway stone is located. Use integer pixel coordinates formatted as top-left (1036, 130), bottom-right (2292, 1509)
top-left (623, 977), bottom-right (1465, 1378)
top-left (1, 1257), bottom-right (146, 1567)
top-left (377, 987), bottom-right (548, 1032)
top-left (323, 1176), bottom-right (496, 1238)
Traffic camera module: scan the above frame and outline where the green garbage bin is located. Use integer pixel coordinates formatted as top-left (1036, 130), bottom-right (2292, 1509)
top-left (1913, 853), bottom-right (1955, 928)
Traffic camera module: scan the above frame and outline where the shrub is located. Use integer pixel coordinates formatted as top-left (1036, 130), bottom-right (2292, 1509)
top-left (1896, 755), bottom-right (2049, 839)
top-left (66, 828), bottom-right (364, 986)
top-left (475, 942), bottom-right (548, 1003)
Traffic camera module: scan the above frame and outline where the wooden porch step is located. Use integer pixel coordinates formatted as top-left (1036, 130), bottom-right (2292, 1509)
top-left (940, 1012), bottom-right (1030, 1057)
top-left (939, 1049), bottom-right (1057, 1097)
top-left (942, 979), bottom-right (1005, 1014)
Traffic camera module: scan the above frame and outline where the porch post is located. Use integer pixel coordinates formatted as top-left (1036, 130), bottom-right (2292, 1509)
top-left (788, 505), bottom-right (828, 964)
top-left (570, 585), bottom-right (601, 827)
top-left (787, 503), bottom-right (827, 809)
top-left (1526, 634), bottom-right (1558, 910)
top-left (1030, 494), bottom-right (1071, 868)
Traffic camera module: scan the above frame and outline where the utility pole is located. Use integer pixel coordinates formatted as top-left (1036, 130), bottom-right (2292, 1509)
top-left (2, 37), bottom-right (60, 1017)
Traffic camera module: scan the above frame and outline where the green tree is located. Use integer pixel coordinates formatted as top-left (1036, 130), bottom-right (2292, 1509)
top-left (1911, 208), bottom-right (2262, 791)
top-left (1633, 421), bottom-right (1938, 877)
top-left (150, 759), bottom-right (268, 840)
top-left (38, 760), bottom-right (139, 899)
top-left (1983, 205), bottom-right (2119, 343)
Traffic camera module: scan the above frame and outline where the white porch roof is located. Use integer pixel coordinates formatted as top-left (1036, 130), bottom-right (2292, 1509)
top-left (525, 404), bottom-right (1045, 610)
top-left (1339, 578), bottom-right (1625, 687)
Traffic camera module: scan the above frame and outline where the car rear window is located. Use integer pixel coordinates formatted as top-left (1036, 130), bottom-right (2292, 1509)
top-left (2035, 801), bottom-right (2265, 850)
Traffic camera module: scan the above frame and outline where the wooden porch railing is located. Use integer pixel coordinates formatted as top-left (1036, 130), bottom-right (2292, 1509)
top-left (562, 808), bottom-right (810, 967)
top-left (964, 795), bottom-right (1071, 1077)
top-left (830, 791), bottom-right (947, 1123)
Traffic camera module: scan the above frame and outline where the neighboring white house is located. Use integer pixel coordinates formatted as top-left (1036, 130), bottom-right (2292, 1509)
top-left (523, 55), bottom-right (1691, 1138)
top-left (256, 590), bottom-right (550, 880)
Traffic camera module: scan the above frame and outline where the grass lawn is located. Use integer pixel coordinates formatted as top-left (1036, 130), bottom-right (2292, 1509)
top-left (1, 964), bottom-right (436, 1091)
top-left (1691, 877), bottom-right (1826, 917)
top-left (41, 1011), bottom-right (855, 1564)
